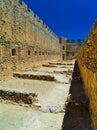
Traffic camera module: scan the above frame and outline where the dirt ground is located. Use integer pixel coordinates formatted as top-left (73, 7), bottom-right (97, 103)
top-left (0, 59), bottom-right (75, 130)
top-left (0, 102), bottom-right (64, 130)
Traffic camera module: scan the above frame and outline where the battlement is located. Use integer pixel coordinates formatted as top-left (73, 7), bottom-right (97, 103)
top-left (0, 0), bottom-right (61, 77)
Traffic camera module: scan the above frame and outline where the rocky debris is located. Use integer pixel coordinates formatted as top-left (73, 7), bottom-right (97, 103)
top-left (41, 104), bottom-right (65, 113)
top-left (34, 103), bottom-right (42, 107)
top-left (65, 94), bottom-right (73, 107)
top-left (56, 63), bottom-right (67, 65)
top-left (0, 86), bottom-right (38, 106)
top-left (66, 63), bottom-right (73, 66)
top-left (42, 64), bottom-right (57, 67)
top-left (0, 99), bottom-right (31, 107)
top-left (65, 93), bottom-right (89, 109)
top-left (49, 62), bottom-right (66, 65)
top-left (65, 82), bottom-right (70, 84)
top-left (67, 69), bottom-right (73, 74)
top-left (66, 70), bottom-right (73, 76)
top-left (50, 105), bottom-right (65, 113)
top-left (53, 70), bottom-right (67, 74)
top-left (13, 72), bottom-right (55, 81)
top-left (49, 62), bottom-right (57, 65)
top-left (49, 62), bottom-right (73, 66)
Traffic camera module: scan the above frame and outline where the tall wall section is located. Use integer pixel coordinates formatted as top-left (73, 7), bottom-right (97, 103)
top-left (77, 19), bottom-right (97, 130)
top-left (0, 0), bottom-right (60, 77)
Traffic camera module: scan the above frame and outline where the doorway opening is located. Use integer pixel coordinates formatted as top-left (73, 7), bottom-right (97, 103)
top-left (62, 54), bottom-right (65, 60)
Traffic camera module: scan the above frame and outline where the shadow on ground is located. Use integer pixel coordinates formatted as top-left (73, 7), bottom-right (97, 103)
top-left (61, 61), bottom-right (92, 130)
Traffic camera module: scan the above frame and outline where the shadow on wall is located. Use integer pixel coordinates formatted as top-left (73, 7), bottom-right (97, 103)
top-left (61, 61), bottom-right (92, 130)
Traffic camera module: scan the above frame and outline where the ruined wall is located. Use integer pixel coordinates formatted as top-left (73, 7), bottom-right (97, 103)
top-left (78, 19), bottom-right (97, 130)
top-left (0, 0), bottom-right (60, 77)
top-left (59, 37), bottom-right (81, 60)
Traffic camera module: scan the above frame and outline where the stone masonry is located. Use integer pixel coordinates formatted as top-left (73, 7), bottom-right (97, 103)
top-left (59, 37), bottom-right (82, 60)
top-left (0, 0), bottom-right (61, 77)
top-left (78, 19), bottom-right (97, 130)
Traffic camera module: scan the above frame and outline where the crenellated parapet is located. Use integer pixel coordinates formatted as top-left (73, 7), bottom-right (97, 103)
top-left (0, 0), bottom-right (61, 76)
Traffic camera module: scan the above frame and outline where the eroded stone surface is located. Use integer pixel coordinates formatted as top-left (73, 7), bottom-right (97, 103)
top-left (78, 19), bottom-right (97, 130)
top-left (0, 60), bottom-right (75, 130)
top-left (0, 0), bottom-right (60, 78)
top-left (0, 86), bottom-right (38, 105)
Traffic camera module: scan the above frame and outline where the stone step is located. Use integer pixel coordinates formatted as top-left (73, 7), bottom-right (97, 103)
top-left (13, 72), bottom-right (56, 81)
top-left (42, 64), bottom-right (57, 67)
top-left (0, 86), bottom-right (38, 105)
top-left (49, 62), bottom-right (73, 65)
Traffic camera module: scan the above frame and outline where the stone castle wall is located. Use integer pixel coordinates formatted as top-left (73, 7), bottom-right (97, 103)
top-left (77, 19), bottom-right (97, 130)
top-left (0, 0), bottom-right (61, 77)
top-left (59, 37), bottom-right (81, 60)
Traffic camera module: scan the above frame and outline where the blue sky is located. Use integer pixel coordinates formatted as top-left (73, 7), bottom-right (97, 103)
top-left (23, 0), bottom-right (97, 40)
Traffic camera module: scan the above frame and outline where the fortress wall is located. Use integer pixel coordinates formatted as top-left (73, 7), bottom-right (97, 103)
top-left (0, 0), bottom-right (61, 77)
top-left (77, 19), bottom-right (97, 130)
